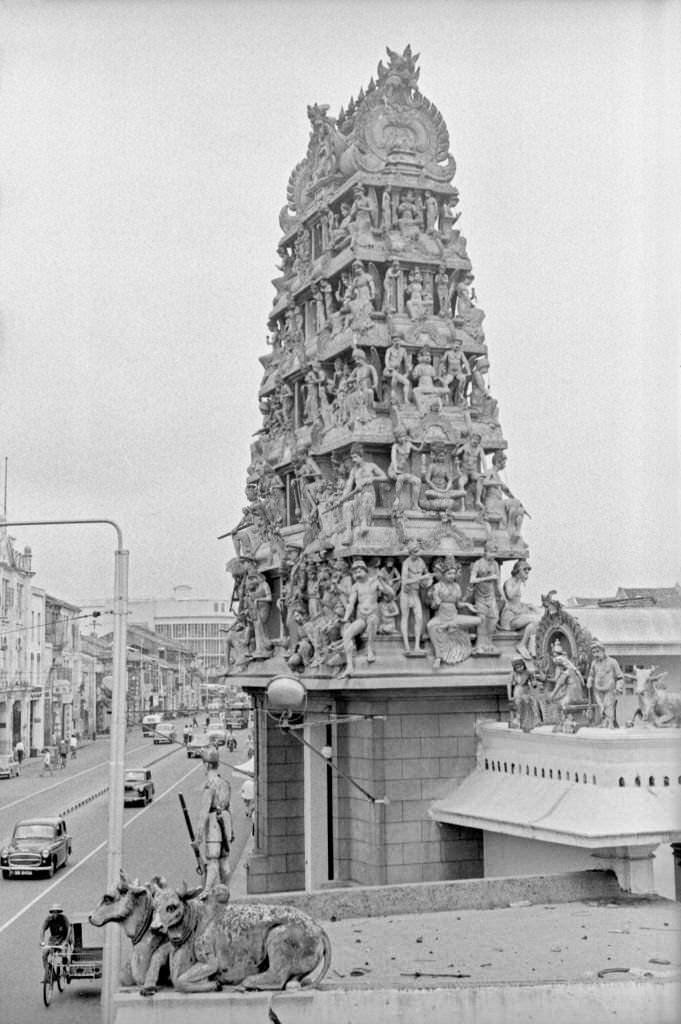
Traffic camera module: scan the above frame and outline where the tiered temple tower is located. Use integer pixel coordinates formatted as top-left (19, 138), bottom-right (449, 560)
top-left (226, 47), bottom-right (538, 893)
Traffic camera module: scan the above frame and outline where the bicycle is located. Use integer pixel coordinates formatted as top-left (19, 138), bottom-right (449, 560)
top-left (42, 943), bottom-right (67, 1006)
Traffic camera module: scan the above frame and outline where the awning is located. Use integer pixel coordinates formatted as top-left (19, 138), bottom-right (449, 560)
top-left (430, 771), bottom-right (681, 848)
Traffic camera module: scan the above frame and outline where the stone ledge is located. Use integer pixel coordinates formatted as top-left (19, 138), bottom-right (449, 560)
top-left (113, 979), bottom-right (681, 1024)
top-left (232, 868), bottom-right (622, 920)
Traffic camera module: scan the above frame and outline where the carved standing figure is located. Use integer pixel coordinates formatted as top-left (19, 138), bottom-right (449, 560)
top-left (456, 430), bottom-right (486, 509)
top-left (388, 427), bottom-right (422, 510)
top-left (400, 540), bottom-right (432, 655)
top-left (245, 571), bottom-right (272, 658)
top-left (348, 347), bottom-right (378, 423)
top-left (468, 539), bottom-right (501, 655)
top-left (342, 559), bottom-right (394, 674)
top-left (382, 335), bottom-right (411, 403)
top-left (453, 274), bottom-right (485, 342)
top-left (348, 260), bottom-right (376, 331)
top-left (434, 263), bottom-right (450, 317)
top-left (406, 268), bottom-right (426, 320)
top-left (195, 747), bottom-right (233, 895)
top-left (424, 191), bottom-right (439, 233)
top-left (587, 640), bottom-right (624, 729)
top-left (339, 443), bottom-right (386, 544)
top-left (382, 259), bottom-right (402, 313)
top-left (439, 337), bottom-right (470, 405)
top-left (381, 187), bottom-right (393, 230)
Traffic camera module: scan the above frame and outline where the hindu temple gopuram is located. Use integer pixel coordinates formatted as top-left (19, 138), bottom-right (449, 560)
top-left (224, 47), bottom-right (681, 897)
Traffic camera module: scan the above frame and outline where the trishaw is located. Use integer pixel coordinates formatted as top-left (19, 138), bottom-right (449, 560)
top-left (42, 913), bottom-right (103, 1007)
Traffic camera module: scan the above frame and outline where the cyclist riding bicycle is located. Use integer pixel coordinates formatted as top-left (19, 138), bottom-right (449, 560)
top-left (40, 904), bottom-right (72, 970)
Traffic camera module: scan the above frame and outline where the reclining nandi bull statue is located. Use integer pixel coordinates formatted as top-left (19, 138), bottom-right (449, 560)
top-left (90, 875), bottom-right (331, 995)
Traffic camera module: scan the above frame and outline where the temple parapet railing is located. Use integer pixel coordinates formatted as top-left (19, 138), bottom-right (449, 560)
top-left (475, 721), bottom-right (681, 791)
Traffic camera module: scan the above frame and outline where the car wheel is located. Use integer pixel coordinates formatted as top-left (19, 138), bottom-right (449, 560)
top-left (46, 859), bottom-right (55, 878)
top-left (1, 869), bottom-right (10, 880)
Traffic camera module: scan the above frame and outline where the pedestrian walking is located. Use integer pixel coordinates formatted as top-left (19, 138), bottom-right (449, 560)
top-left (43, 747), bottom-right (54, 776)
top-left (70, 734), bottom-right (78, 759)
top-left (58, 738), bottom-right (68, 769)
top-left (14, 739), bottom-right (25, 765)
top-left (183, 723), bottom-right (192, 746)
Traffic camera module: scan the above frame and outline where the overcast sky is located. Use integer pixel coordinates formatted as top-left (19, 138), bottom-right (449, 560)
top-left (0, 0), bottom-right (679, 608)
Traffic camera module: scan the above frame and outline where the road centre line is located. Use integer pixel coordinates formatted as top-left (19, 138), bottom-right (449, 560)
top-left (0, 740), bottom-right (150, 814)
top-left (0, 761), bottom-right (202, 935)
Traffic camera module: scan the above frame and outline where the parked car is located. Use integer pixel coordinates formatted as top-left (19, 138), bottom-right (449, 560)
top-left (153, 722), bottom-right (177, 744)
top-left (142, 713), bottom-right (163, 737)
top-left (187, 731), bottom-right (210, 759)
top-left (162, 710), bottom-right (177, 720)
top-left (124, 768), bottom-right (155, 806)
top-left (0, 753), bottom-right (20, 779)
top-left (1, 817), bottom-right (72, 879)
top-left (206, 721), bottom-right (226, 747)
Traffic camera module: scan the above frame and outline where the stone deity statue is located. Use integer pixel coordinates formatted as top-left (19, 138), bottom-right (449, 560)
top-left (439, 337), bottom-right (470, 406)
top-left (388, 428), bottom-right (422, 510)
top-left (507, 657), bottom-right (543, 732)
top-left (342, 559), bottom-right (394, 675)
top-left (339, 444), bottom-right (386, 545)
top-left (467, 540), bottom-right (501, 655)
top-left (419, 445), bottom-right (465, 513)
top-left (245, 571), bottom-right (273, 658)
top-left (424, 191), bottom-right (439, 233)
top-left (382, 335), bottom-right (411, 404)
top-left (434, 263), bottom-right (451, 317)
top-left (426, 557), bottom-right (479, 667)
top-left (587, 640), bottom-right (624, 729)
top-left (400, 540), bottom-right (432, 655)
top-left (382, 260), bottom-right (402, 314)
top-left (499, 559), bottom-right (541, 660)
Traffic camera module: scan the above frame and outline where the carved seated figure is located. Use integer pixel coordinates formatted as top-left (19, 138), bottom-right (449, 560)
top-left (499, 559), bottom-right (541, 660)
top-left (426, 558), bottom-right (479, 668)
top-left (418, 446), bottom-right (465, 513)
top-left (411, 348), bottom-right (448, 413)
top-left (507, 657), bottom-right (543, 732)
top-left (549, 654), bottom-right (589, 731)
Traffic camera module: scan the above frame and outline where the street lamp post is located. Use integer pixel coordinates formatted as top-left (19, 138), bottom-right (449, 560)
top-left (1, 519), bottom-right (128, 1024)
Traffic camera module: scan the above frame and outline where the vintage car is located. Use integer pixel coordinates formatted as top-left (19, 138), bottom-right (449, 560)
top-left (187, 731), bottom-right (210, 759)
top-left (142, 713), bottom-right (163, 737)
top-left (206, 721), bottom-right (227, 747)
top-left (123, 768), bottom-right (155, 806)
top-left (0, 753), bottom-right (21, 779)
top-left (1, 817), bottom-right (72, 878)
top-left (153, 722), bottom-right (177, 744)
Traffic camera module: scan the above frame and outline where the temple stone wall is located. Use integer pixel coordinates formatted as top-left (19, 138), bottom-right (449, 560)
top-left (340, 691), bottom-right (495, 884)
top-left (248, 687), bottom-right (501, 893)
top-left (247, 721), bottom-right (305, 893)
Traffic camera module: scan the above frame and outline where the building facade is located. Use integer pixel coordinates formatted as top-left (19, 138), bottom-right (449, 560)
top-left (82, 586), bottom-right (232, 679)
top-left (0, 528), bottom-right (38, 754)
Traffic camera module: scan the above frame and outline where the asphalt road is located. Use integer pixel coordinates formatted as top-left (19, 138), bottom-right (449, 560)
top-left (0, 723), bottom-right (253, 1024)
